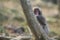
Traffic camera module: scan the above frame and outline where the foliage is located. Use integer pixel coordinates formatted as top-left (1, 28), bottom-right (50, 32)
top-left (10, 9), bottom-right (19, 17)
top-left (0, 24), bottom-right (6, 33)
top-left (42, 0), bottom-right (57, 4)
top-left (52, 0), bottom-right (57, 4)
top-left (11, 9), bottom-right (18, 13)
top-left (0, 0), bottom-right (10, 2)
top-left (13, 17), bottom-right (25, 22)
top-left (50, 31), bottom-right (57, 36)
top-left (0, 0), bottom-right (13, 1)
top-left (0, 13), bottom-right (8, 22)
top-left (0, 8), bottom-right (10, 15)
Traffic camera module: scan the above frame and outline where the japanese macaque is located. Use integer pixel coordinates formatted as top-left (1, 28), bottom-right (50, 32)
top-left (34, 7), bottom-right (50, 34)
top-left (14, 27), bottom-right (25, 34)
top-left (5, 25), bottom-right (25, 35)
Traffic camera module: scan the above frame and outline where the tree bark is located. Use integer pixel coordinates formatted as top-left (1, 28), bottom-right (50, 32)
top-left (20, 0), bottom-right (51, 40)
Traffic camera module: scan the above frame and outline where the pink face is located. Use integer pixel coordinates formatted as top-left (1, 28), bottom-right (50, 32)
top-left (34, 9), bottom-right (39, 15)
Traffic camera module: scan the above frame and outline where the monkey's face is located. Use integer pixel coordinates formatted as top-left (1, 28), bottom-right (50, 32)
top-left (34, 8), bottom-right (40, 15)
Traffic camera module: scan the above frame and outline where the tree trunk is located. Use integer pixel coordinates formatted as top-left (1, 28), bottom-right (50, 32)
top-left (20, 0), bottom-right (51, 40)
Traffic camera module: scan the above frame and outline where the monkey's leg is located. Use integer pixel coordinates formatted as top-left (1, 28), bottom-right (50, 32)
top-left (43, 25), bottom-right (50, 35)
